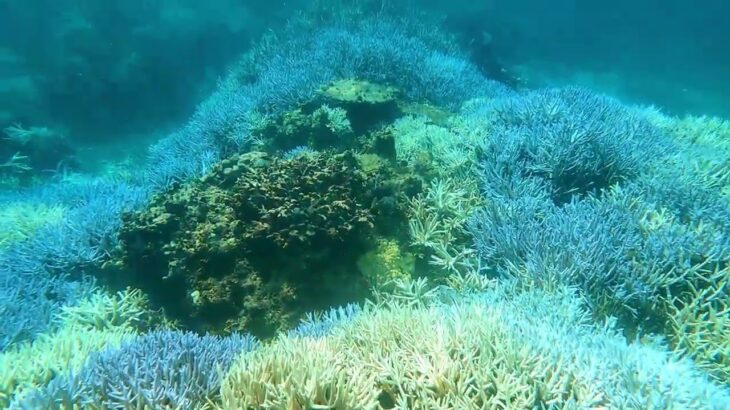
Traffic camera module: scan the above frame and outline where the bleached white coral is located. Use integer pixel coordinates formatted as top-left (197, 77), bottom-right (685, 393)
top-left (0, 288), bottom-right (161, 406)
top-left (218, 283), bottom-right (730, 409)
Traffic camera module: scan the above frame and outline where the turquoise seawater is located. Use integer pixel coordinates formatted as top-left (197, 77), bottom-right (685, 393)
top-left (1, 1), bottom-right (729, 408)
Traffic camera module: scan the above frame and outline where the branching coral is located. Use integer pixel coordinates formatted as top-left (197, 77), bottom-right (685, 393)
top-left (2, 326), bottom-right (134, 407)
top-left (218, 282), bottom-right (730, 409)
top-left (58, 288), bottom-right (170, 333)
top-left (16, 331), bottom-right (258, 410)
top-left (407, 178), bottom-right (483, 276)
top-left (665, 266), bottom-right (730, 384)
top-left (288, 303), bottom-right (362, 339)
top-left (0, 176), bottom-right (150, 350)
top-left (464, 86), bottom-right (730, 335)
top-left (477, 87), bottom-right (671, 205)
top-left (469, 192), bottom-right (649, 318)
top-left (0, 288), bottom-right (157, 407)
top-left (391, 115), bottom-right (482, 177)
top-left (0, 202), bottom-right (66, 249)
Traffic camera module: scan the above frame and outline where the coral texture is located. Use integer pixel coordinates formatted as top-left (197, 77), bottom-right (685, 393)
top-left (117, 151), bottom-right (407, 336)
top-left (219, 282), bottom-right (730, 409)
top-left (16, 331), bottom-right (257, 409)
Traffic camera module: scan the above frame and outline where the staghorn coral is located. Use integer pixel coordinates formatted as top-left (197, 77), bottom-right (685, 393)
top-left (2, 326), bottom-right (134, 407)
top-left (146, 16), bottom-right (511, 187)
top-left (0, 288), bottom-right (157, 406)
top-left (391, 115), bottom-right (483, 178)
top-left (218, 282), bottom-right (730, 409)
top-left (406, 178), bottom-right (483, 277)
top-left (0, 176), bottom-right (149, 349)
top-left (57, 287), bottom-right (170, 333)
top-left (116, 150), bottom-right (411, 337)
top-left (665, 267), bottom-right (730, 385)
top-left (476, 87), bottom-right (671, 205)
top-left (468, 193), bottom-right (649, 319)
top-left (287, 303), bottom-right (362, 339)
top-left (465, 87), bottom-right (730, 334)
top-left (657, 114), bottom-right (730, 150)
top-left (0, 202), bottom-right (66, 249)
top-left (16, 331), bottom-right (258, 410)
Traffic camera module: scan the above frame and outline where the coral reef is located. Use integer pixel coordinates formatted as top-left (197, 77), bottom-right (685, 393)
top-left (16, 331), bottom-right (258, 409)
top-left (115, 150), bottom-right (414, 337)
top-left (0, 288), bottom-right (157, 406)
top-left (218, 281), bottom-right (730, 409)
top-left (146, 17), bottom-right (510, 187)
top-left (0, 177), bottom-right (149, 350)
top-left (4, 4), bottom-right (730, 408)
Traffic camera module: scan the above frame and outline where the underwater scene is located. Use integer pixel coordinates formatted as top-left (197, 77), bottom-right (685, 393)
top-left (1, 0), bottom-right (730, 408)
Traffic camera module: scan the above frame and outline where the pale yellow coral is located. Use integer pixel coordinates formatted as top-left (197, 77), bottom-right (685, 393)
top-left (406, 177), bottom-right (482, 276)
top-left (357, 238), bottom-right (415, 290)
top-left (391, 115), bottom-right (481, 177)
top-left (0, 202), bottom-right (66, 248)
top-left (219, 281), bottom-right (725, 409)
top-left (648, 114), bottom-right (730, 193)
top-left (320, 79), bottom-right (398, 104)
top-left (664, 115), bottom-right (730, 149)
top-left (667, 267), bottom-right (730, 384)
top-left (59, 287), bottom-right (171, 332)
top-left (0, 288), bottom-right (162, 406)
top-left (0, 325), bottom-right (135, 406)
top-left (218, 286), bottom-right (600, 409)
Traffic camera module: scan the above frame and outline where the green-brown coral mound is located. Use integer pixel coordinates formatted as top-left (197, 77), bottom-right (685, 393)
top-left (252, 79), bottom-right (404, 155)
top-left (114, 150), bottom-right (413, 338)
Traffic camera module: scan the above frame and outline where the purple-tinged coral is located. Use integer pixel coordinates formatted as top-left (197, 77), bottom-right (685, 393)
top-left (14, 330), bottom-right (257, 409)
top-left (288, 303), bottom-right (362, 339)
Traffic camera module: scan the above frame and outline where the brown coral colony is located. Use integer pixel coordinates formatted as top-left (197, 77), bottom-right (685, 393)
top-left (112, 82), bottom-right (420, 338)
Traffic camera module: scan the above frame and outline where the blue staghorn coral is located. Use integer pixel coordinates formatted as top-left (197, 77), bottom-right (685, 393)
top-left (146, 17), bottom-right (512, 188)
top-left (287, 303), bottom-right (362, 339)
top-left (475, 87), bottom-right (672, 204)
top-left (468, 87), bottom-right (730, 332)
top-left (0, 178), bottom-right (149, 350)
top-left (14, 330), bottom-right (258, 409)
